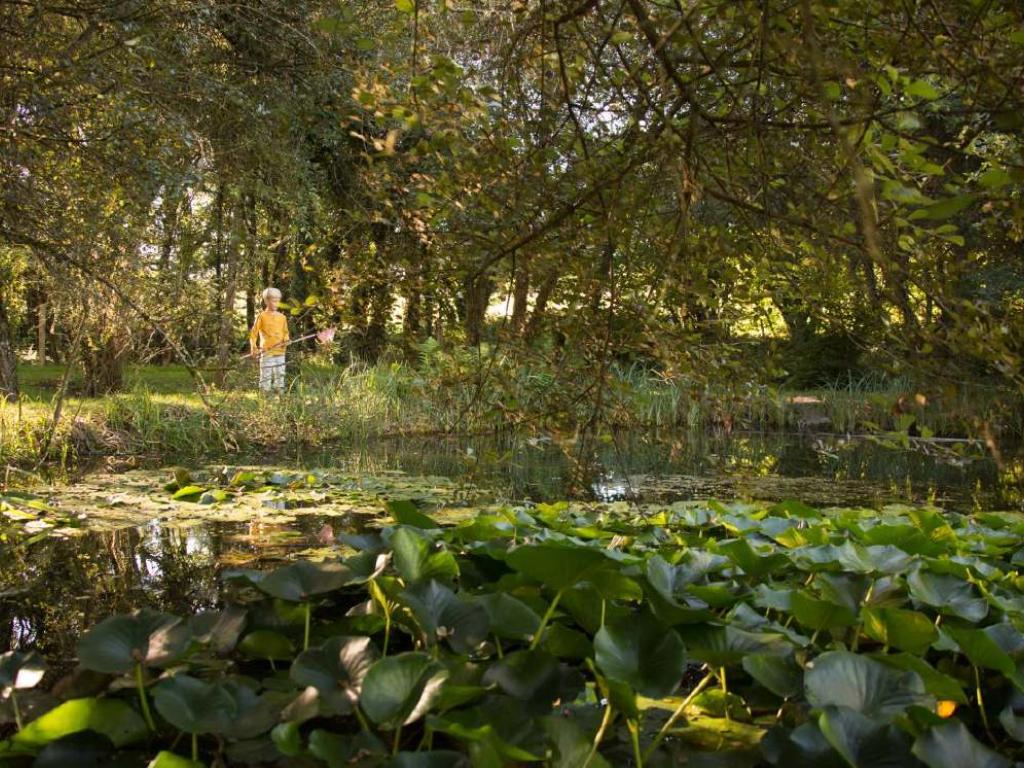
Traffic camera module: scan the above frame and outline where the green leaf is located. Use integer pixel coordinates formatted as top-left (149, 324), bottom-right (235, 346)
top-left (742, 652), bottom-right (803, 699)
top-left (395, 0), bottom-right (415, 11)
top-left (911, 720), bottom-right (1009, 768)
top-left (920, 194), bottom-right (974, 221)
top-left (392, 752), bottom-right (471, 768)
top-left (791, 591), bottom-right (856, 630)
top-left (978, 168), bottom-right (1012, 189)
top-left (905, 80), bottom-right (940, 99)
top-left (872, 653), bottom-right (966, 703)
top-left (12, 698), bottom-right (148, 752)
top-left (77, 609), bottom-right (190, 674)
top-left (290, 636), bottom-right (377, 715)
top-left (399, 580), bottom-right (489, 654)
top-left (543, 715), bottom-right (612, 768)
top-left (507, 543), bottom-right (612, 590)
top-left (308, 730), bottom-right (387, 767)
top-left (481, 650), bottom-right (577, 712)
top-left (391, 528), bottom-right (459, 585)
top-left (250, 558), bottom-right (372, 601)
top-left (805, 651), bottom-right (932, 719)
top-left (238, 629), bottom-right (295, 661)
top-left (148, 751), bottom-right (205, 768)
top-left (861, 606), bottom-right (938, 654)
top-left (387, 499), bottom-right (438, 529)
top-left (472, 592), bottom-right (541, 640)
top-left (360, 652), bottom-right (448, 728)
top-left (152, 675), bottom-right (239, 735)
top-left (594, 612), bottom-right (685, 698)
top-left (718, 538), bottom-right (789, 578)
top-left (944, 624), bottom-right (1024, 689)
top-left (172, 485), bottom-right (205, 501)
top-left (818, 706), bottom-right (916, 767)
top-left (678, 623), bottom-right (791, 667)
top-left (271, 721), bottom-right (303, 756)
top-left (907, 568), bottom-right (987, 622)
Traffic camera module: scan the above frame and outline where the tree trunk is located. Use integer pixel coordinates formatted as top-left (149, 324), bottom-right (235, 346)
top-left (214, 185), bottom-right (239, 387)
top-left (461, 273), bottom-right (493, 346)
top-left (511, 255), bottom-right (530, 335)
top-left (525, 272), bottom-right (556, 342)
top-left (0, 286), bottom-right (19, 401)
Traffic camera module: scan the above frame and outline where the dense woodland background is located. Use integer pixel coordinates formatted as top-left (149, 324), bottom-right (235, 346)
top-left (1, 0), bottom-right (1023, 436)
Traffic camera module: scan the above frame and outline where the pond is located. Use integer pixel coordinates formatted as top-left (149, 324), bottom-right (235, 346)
top-left (2, 429), bottom-right (1020, 665)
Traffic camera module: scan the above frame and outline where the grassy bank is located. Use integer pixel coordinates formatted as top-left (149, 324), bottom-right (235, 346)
top-left (1, 359), bottom-right (1019, 476)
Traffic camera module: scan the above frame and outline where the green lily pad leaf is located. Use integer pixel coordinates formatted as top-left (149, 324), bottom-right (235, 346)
top-left (238, 630), bottom-right (295, 661)
top-left (805, 651), bottom-right (932, 719)
top-left (290, 635), bottom-right (377, 714)
top-left (542, 623), bottom-right (593, 660)
top-left (507, 544), bottom-right (611, 591)
top-left (871, 653), bottom-right (966, 704)
top-left (999, 690), bottom-right (1024, 741)
top-left (77, 609), bottom-right (190, 674)
top-left (152, 675), bottom-right (238, 735)
top-left (400, 580), bottom-right (489, 654)
top-left (11, 697), bottom-right (147, 752)
top-left (189, 606), bottom-right (247, 655)
top-left (861, 606), bottom-right (938, 654)
top-left (148, 750), bottom-right (206, 767)
top-left (391, 752), bottom-right (472, 768)
top-left (542, 715), bottom-right (612, 768)
top-left (718, 538), bottom-right (789, 578)
top-left (679, 624), bottom-right (791, 668)
top-left (594, 612), bottom-right (685, 698)
top-left (790, 591), bottom-right (856, 630)
top-left (361, 652), bottom-right (448, 728)
top-left (907, 568), bottom-right (988, 622)
top-left (481, 650), bottom-right (576, 712)
top-left (760, 721), bottom-right (845, 768)
top-left (308, 729), bottom-right (387, 767)
top-left (742, 652), bottom-right (803, 699)
top-left (252, 558), bottom-right (374, 601)
top-left (911, 720), bottom-right (1009, 768)
top-left (428, 709), bottom-right (543, 763)
top-left (271, 721), bottom-right (303, 756)
top-left (0, 650), bottom-right (47, 691)
top-left (387, 499), bottom-right (439, 529)
top-left (33, 731), bottom-right (114, 768)
top-left (172, 485), bottom-right (206, 501)
top-left (472, 593), bottom-right (541, 640)
top-left (944, 624), bottom-right (1024, 689)
top-left (391, 528), bottom-right (459, 585)
top-left (818, 705), bottom-right (915, 767)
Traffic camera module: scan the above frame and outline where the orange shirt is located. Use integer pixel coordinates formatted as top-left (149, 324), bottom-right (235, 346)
top-left (249, 310), bottom-right (289, 357)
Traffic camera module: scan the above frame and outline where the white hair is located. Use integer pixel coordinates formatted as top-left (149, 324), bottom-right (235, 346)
top-left (262, 287), bottom-right (282, 301)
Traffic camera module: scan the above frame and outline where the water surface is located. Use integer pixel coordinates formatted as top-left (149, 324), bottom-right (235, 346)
top-left (2, 430), bottom-right (1019, 661)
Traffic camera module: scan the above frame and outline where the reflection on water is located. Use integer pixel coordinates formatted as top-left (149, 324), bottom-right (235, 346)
top-left (2, 429), bottom-right (1020, 662)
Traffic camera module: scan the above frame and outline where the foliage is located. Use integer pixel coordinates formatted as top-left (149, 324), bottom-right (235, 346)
top-left (4, 483), bottom-right (1024, 764)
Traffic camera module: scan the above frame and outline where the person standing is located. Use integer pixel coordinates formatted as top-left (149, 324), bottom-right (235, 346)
top-left (249, 287), bottom-right (290, 392)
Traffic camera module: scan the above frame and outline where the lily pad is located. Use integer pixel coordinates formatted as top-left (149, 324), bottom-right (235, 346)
top-left (11, 697), bottom-right (148, 752)
top-left (594, 612), bottom-right (685, 698)
top-left (360, 652), bottom-right (448, 728)
top-left (289, 635), bottom-right (377, 715)
top-left (805, 651), bottom-right (932, 719)
top-left (77, 609), bottom-right (190, 674)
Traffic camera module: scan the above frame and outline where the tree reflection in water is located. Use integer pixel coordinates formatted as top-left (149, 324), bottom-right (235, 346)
top-left (0, 516), bottom-right (333, 665)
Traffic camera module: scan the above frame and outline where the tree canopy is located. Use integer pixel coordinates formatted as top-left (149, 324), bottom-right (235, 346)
top-left (1, 0), bottom-right (1022, 415)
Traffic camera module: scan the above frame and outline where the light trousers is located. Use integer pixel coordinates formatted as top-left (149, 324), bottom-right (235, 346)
top-left (259, 355), bottom-right (286, 392)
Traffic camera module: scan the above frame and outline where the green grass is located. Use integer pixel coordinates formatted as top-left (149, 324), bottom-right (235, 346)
top-left (2, 358), bottom-right (1019, 476)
